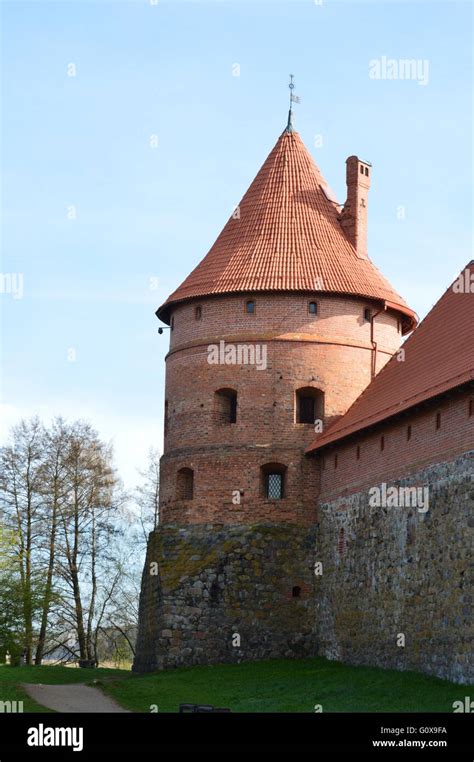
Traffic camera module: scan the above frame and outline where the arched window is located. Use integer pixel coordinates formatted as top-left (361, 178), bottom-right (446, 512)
top-left (214, 388), bottom-right (237, 424)
top-left (308, 301), bottom-right (318, 316)
top-left (245, 299), bottom-right (255, 314)
top-left (261, 462), bottom-right (287, 500)
top-left (195, 305), bottom-right (202, 320)
top-left (176, 468), bottom-right (194, 500)
top-left (295, 387), bottom-right (324, 424)
top-left (364, 308), bottom-right (371, 322)
top-left (292, 586), bottom-right (301, 598)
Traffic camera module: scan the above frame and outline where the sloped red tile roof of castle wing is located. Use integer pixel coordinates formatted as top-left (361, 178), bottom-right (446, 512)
top-left (306, 262), bottom-right (474, 453)
top-left (157, 130), bottom-right (416, 331)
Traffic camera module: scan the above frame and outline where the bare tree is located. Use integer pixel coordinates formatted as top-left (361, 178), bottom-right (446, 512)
top-left (0, 418), bottom-right (46, 663)
top-left (134, 447), bottom-right (160, 542)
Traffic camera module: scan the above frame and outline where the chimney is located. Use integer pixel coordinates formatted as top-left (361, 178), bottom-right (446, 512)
top-left (340, 156), bottom-right (371, 259)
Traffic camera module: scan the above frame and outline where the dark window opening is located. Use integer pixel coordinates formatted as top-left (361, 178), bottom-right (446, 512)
top-left (195, 305), bottom-right (202, 320)
top-left (338, 528), bottom-right (345, 556)
top-left (470, 400), bottom-right (474, 417)
top-left (360, 165), bottom-right (364, 174)
top-left (365, 167), bottom-right (369, 176)
top-left (214, 388), bottom-right (237, 424)
top-left (176, 468), bottom-right (194, 501)
top-left (296, 387), bottom-right (324, 424)
top-left (407, 425), bottom-right (412, 441)
top-left (164, 400), bottom-right (169, 437)
top-left (171, 316), bottom-right (175, 331)
top-left (308, 301), bottom-right (318, 315)
top-left (380, 435), bottom-right (385, 451)
top-left (407, 513), bottom-right (416, 546)
top-left (334, 453), bottom-right (338, 469)
top-left (364, 308), bottom-right (371, 322)
top-left (246, 300), bottom-right (255, 314)
top-left (261, 463), bottom-right (286, 500)
top-left (356, 445), bottom-right (360, 460)
top-left (436, 412), bottom-right (441, 430)
top-left (292, 586), bottom-right (301, 599)
top-left (209, 579), bottom-right (220, 605)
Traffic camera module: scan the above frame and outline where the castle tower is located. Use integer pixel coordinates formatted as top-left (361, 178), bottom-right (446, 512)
top-left (133, 117), bottom-right (417, 672)
top-left (156, 126), bottom-right (416, 527)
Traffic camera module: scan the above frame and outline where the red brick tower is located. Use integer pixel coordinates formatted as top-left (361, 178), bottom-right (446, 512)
top-left (156, 123), bottom-right (417, 527)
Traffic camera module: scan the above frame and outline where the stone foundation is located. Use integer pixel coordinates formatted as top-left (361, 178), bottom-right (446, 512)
top-left (134, 453), bottom-right (473, 684)
top-left (133, 524), bottom-right (317, 672)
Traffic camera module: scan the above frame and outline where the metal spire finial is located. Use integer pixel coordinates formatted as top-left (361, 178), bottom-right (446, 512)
top-left (286, 74), bottom-right (300, 132)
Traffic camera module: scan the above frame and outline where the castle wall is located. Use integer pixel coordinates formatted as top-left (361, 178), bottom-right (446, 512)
top-left (315, 451), bottom-right (474, 684)
top-left (317, 387), bottom-right (474, 501)
top-left (133, 524), bottom-right (317, 672)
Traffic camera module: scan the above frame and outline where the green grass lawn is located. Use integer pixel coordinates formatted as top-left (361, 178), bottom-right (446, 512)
top-left (0, 658), bottom-right (471, 713)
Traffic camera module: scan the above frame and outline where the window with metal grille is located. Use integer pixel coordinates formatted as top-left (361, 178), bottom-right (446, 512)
top-left (266, 473), bottom-right (283, 499)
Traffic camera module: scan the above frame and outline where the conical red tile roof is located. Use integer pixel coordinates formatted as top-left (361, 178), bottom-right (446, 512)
top-left (157, 129), bottom-right (417, 330)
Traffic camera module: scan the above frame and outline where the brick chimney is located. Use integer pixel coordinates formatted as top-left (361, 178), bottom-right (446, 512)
top-left (340, 156), bottom-right (371, 260)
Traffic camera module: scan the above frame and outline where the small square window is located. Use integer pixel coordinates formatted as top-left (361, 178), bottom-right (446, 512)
top-left (246, 300), bottom-right (255, 314)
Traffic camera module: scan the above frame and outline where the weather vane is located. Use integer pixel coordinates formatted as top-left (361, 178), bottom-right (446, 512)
top-left (287, 74), bottom-right (300, 132)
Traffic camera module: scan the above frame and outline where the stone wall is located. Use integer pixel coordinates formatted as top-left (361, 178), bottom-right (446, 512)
top-left (133, 524), bottom-right (317, 672)
top-left (315, 452), bottom-right (473, 684)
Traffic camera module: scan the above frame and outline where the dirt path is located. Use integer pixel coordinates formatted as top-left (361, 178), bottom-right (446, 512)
top-left (22, 683), bottom-right (130, 713)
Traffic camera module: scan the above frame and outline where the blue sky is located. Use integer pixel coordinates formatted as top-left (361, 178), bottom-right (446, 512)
top-left (1, 0), bottom-right (472, 486)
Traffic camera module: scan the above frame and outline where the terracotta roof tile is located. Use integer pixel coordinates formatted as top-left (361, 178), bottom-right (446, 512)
top-left (157, 129), bottom-right (417, 330)
top-left (306, 262), bottom-right (474, 453)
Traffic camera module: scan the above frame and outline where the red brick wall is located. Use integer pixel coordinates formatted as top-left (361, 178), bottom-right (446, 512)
top-left (160, 292), bottom-right (404, 525)
top-left (316, 386), bottom-right (474, 502)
